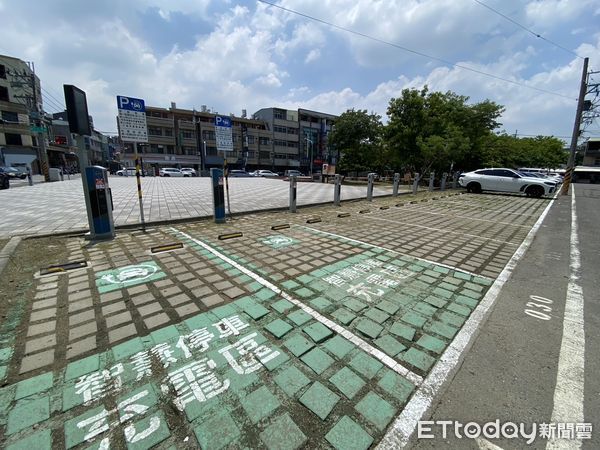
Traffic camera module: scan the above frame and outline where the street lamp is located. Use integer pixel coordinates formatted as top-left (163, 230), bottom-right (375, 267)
top-left (203, 140), bottom-right (207, 173)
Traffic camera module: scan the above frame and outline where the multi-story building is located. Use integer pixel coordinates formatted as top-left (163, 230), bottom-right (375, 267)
top-left (583, 137), bottom-right (600, 166)
top-left (116, 102), bottom-right (337, 174)
top-left (253, 107), bottom-right (337, 174)
top-left (299, 108), bottom-right (337, 174)
top-left (118, 103), bottom-right (273, 173)
top-left (252, 108), bottom-right (300, 172)
top-left (0, 55), bottom-right (39, 171)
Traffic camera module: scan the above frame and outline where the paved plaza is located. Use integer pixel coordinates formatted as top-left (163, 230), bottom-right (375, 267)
top-left (0, 176), bottom-right (398, 238)
top-left (0, 190), bottom-right (554, 449)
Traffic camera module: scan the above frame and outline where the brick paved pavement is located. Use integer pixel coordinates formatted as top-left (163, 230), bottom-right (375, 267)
top-left (0, 190), bottom-right (550, 449)
top-left (0, 176), bottom-right (397, 238)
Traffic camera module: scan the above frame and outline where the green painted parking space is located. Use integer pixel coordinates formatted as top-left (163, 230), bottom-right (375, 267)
top-left (0, 281), bottom-right (416, 449)
top-left (0, 191), bottom-right (549, 448)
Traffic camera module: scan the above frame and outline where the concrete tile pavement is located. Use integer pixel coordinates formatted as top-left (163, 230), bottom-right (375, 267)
top-left (0, 190), bottom-right (550, 449)
top-left (0, 176), bottom-right (398, 238)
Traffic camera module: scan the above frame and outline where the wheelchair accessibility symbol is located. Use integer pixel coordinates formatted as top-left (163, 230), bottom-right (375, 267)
top-left (96, 261), bottom-right (166, 293)
top-left (262, 235), bottom-right (296, 249)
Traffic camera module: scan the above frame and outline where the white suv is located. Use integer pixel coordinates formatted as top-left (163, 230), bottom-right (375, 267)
top-left (459, 168), bottom-right (556, 198)
top-left (159, 168), bottom-right (185, 177)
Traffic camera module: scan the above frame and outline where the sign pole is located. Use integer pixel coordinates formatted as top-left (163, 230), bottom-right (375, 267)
top-left (117, 95), bottom-right (149, 231)
top-left (224, 159), bottom-right (231, 218)
top-left (134, 142), bottom-right (146, 232)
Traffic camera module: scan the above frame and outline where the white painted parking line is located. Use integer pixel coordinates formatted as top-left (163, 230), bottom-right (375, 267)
top-left (360, 215), bottom-right (520, 246)
top-left (376, 193), bottom-right (556, 449)
top-left (546, 187), bottom-right (585, 450)
top-left (299, 225), bottom-right (492, 280)
top-left (398, 207), bottom-right (533, 228)
top-left (170, 227), bottom-right (424, 386)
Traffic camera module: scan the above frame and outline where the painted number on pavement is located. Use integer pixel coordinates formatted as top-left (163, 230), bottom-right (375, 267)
top-left (524, 295), bottom-right (553, 321)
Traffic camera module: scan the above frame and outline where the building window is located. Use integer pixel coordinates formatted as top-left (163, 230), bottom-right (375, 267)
top-left (273, 125), bottom-right (287, 133)
top-left (164, 128), bottom-right (173, 137)
top-left (273, 139), bottom-right (287, 147)
top-left (246, 135), bottom-right (255, 144)
top-left (287, 142), bottom-right (298, 148)
top-left (287, 127), bottom-right (298, 135)
top-left (259, 151), bottom-right (271, 159)
top-left (149, 144), bottom-right (164, 154)
top-left (202, 130), bottom-right (216, 140)
top-left (167, 145), bottom-right (175, 154)
top-left (274, 110), bottom-right (285, 120)
top-left (182, 131), bottom-right (193, 139)
top-left (148, 127), bottom-right (162, 136)
top-left (5, 133), bottom-right (23, 146)
top-left (1, 111), bottom-right (18, 123)
top-left (259, 137), bottom-right (270, 145)
top-left (0, 86), bottom-right (8, 102)
top-left (0, 64), bottom-right (6, 79)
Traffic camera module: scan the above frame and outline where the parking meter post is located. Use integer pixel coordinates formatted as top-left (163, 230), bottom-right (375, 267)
top-left (393, 173), bottom-right (400, 197)
top-left (27, 167), bottom-right (33, 186)
top-left (224, 160), bottom-right (231, 217)
top-left (367, 173), bottom-right (374, 202)
top-left (429, 172), bottom-right (435, 191)
top-left (289, 175), bottom-right (297, 213)
top-left (211, 168), bottom-right (226, 223)
top-left (84, 166), bottom-right (115, 240)
top-left (441, 172), bottom-right (448, 191)
top-left (134, 142), bottom-right (146, 232)
top-left (412, 173), bottom-right (419, 195)
top-left (334, 174), bottom-right (341, 206)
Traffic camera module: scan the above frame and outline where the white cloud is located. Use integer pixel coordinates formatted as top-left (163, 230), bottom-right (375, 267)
top-left (0, 0), bottom-right (597, 142)
top-left (305, 48), bottom-right (321, 63)
top-left (525, 0), bottom-right (598, 28)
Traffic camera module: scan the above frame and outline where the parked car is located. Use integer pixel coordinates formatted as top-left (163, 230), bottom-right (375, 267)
top-left (284, 170), bottom-right (304, 177)
top-left (254, 169), bottom-right (278, 178)
top-left (159, 168), bottom-right (185, 177)
top-left (0, 166), bottom-right (26, 179)
top-left (116, 168), bottom-right (137, 176)
top-left (229, 170), bottom-right (252, 177)
top-left (180, 168), bottom-right (198, 177)
top-left (0, 171), bottom-right (9, 189)
top-left (458, 168), bottom-right (556, 198)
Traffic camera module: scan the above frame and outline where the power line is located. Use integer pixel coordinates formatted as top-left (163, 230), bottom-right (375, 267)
top-left (472, 0), bottom-right (584, 60)
top-left (258, 1), bottom-right (576, 101)
top-left (41, 86), bottom-right (66, 110)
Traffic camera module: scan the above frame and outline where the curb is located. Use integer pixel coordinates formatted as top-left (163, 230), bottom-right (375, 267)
top-left (0, 237), bottom-right (23, 277)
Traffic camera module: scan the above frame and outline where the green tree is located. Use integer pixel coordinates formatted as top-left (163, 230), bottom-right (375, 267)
top-left (329, 109), bottom-right (384, 174)
top-left (385, 86), bottom-right (504, 174)
top-left (481, 134), bottom-right (567, 168)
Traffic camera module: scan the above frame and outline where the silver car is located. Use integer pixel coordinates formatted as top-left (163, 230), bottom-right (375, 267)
top-left (458, 168), bottom-right (555, 198)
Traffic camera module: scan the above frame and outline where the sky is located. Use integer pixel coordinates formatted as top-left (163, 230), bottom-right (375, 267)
top-left (1, 0), bottom-right (599, 141)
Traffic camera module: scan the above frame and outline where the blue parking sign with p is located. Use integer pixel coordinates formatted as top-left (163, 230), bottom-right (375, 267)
top-left (117, 95), bottom-right (145, 112)
top-left (215, 115), bottom-right (232, 127)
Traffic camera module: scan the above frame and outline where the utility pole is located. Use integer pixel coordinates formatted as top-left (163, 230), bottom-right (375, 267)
top-left (561, 57), bottom-right (589, 195)
top-left (30, 63), bottom-right (50, 181)
top-left (194, 110), bottom-right (205, 174)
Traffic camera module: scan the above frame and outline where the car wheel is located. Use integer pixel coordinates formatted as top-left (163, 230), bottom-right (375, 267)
top-left (184, 174), bottom-right (189, 177)
top-left (118, 173), bottom-right (123, 176)
top-left (467, 182), bottom-right (482, 194)
top-left (1, 178), bottom-right (9, 189)
top-left (526, 185), bottom-right (544, 198)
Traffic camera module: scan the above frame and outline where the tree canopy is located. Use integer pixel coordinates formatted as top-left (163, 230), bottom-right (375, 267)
top-left (329, 86), bottom-right (568, 175)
